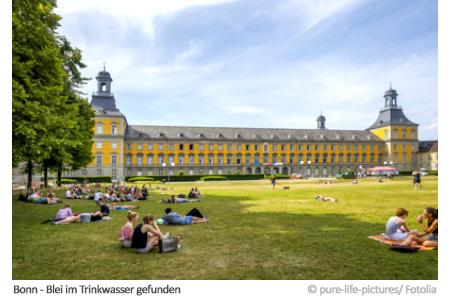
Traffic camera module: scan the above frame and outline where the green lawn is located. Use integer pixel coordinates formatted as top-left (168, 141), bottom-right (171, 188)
top-left (12, 176), bottom-right (438, 280)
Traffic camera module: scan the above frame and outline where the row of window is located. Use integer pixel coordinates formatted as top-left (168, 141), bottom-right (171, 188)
top-left (385, 129), bottom-right (416, 139)
top-left (122, 142), bottom-right (386, 152)
top-left (95, 153), bottom-right (409, 166)
top-left (96, 123), bottom-right (119, 135)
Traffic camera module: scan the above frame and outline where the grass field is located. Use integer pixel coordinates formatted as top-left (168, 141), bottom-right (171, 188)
top-left (12, 176), bottom-right (438, 280)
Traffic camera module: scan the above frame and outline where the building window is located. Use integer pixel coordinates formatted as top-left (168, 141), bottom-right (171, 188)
top-left (137, 155), bottom-right (143, 166)
top-left (323, 144), bottom-right (327, 151)
top-left (111, 142), bottom-right (117, 149)
top-left (227, 144), bottom-right (233, 151)
top-left (158, 144), bottom-right (164, 151)
top-left (306, 145), bottom-right (312, 151)
top-left (255, 144), bottom-right (260, 151)
top-left (158, 155), bottom-right (164, 165)
top-left (199, 144), bottom-right (204, 151)
top-left (218, 144), bottom-right (223, 151)
top-left (208, 156), bottom-right (214, 165)
top-left (410, 130), bottom-right (415, 139)
top-left (237, 144), bottom-right (242, 151)
top-left (137, 144), bottom-right (143, 150)
top-left (227, 154), bottom-right (232, 164)
top-left (111, 154), bottom-right (117, 166)
top-left (281, 144), bottom-right (286, 151)
top-left (339, 144), bottom-right (343, 151)
top-left (362, 144), bottom-right (366, 151)
top-left (209, 144), bottom-right (214, 151)
top-left (273, 144), bottom-right (277, 151)
top-left (126, 155), bottom-right (132, 165)
top-left (178, 155), bottom-right (184, 166)
top-left (169, 155), bottom-right (175, 165)
top-left (81, 169), bottom-right (87, 176)
top-left (189, 144), bottom-right (194, 151)
top-left (198, 155), bottom-right (204, 165)
top-left (402, 130), bottom-right (407, 139)
top-left (298, 145), bottom-right (303, 151)
top-left (245, 144), bottom-right (250, 151)
top-left (147, 155), bottom-right (153, 165)
top-left (189, 155), bottom-right (195, 165)
top-left (126, 143), bottom-right (131, 150)
top-left (236, 154), bottom-right (242, 164)
top-left (112, 169), bottom-right (117, 180)
top-left (218, 155), bottom-right (224, 165)
top-left (96, 169), bottom-right (102, 176)
top-left (178, 144), bottom-right (184, 150)
top-left (393, 130), bottom-right (398, 139)
top-left (96, 123), bottom-right (103, 134)
top-left (96, 142), bottom-right (102, 149)
top-left (111, 125), bottom-right (118, 135)
top-left (169, 144), bottom-right (174, 151)
top-left (314, 144), bottom-right (319, 151)
top-left (96, 154), bottom-right (102, 166)
top-left (264, 144), bottom-right (268, 152)
top-left (147, 144), bottom-right (154, 150)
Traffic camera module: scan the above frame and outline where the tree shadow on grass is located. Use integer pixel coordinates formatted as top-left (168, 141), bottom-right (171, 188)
top-left (12, 192), bottom-right (437, 280)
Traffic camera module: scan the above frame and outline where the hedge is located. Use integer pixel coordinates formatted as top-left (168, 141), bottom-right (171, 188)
top-left (127, 176), bottom-right (155, 182)
top-left (60, 176), bottom-right (112, 183)
top-left (264, 174), bottom-right (290, 179)
top-left (200, 176), bottom-right (227, 181)
top-left (58, 178), bottom-right (78, 184)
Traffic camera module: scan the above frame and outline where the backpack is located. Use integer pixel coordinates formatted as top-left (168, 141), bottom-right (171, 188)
top-left (158, 235), bottom-right (179, 253)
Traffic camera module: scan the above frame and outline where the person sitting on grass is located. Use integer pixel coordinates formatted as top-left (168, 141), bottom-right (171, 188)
top-left (53, 204), bottom-right (80, 224)
top-left (159, 195), bottom-right (200, 204)
top-left (162, 208), bottom-right (208, 225)
top-left (385, 208), bottom-right (413, 241)
top-left (399, 207), bottom-right (438, 248)
top-left (314, 195), bottom-right (337, 202)
top-left (119, 211), bottom-right (139, 248)
top-left (46, 190), bottom-right (61, 204)
top-left (131, 215), bottom-right (168, 254)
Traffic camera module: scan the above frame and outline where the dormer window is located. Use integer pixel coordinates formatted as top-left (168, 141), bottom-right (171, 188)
top-left (320, 134), bottom-right (325, 139)
top-left (304, 134), bottom-right (308, 139)
top-left (159, 132), bottom-right (165, 138)
top-left (235, 134), bottom-right (242, 139)
top-left (198, 133), bottom-right (205, 138)
top-left (352, 135), bottom-right (356, 140)
top-left (217, 133), bottom-right (224, 138)
top-left (179, 133), bottom-right (185, 138)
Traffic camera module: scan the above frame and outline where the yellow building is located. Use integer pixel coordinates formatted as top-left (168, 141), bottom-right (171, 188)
top-left (70, 69), bottom-right (427, 180)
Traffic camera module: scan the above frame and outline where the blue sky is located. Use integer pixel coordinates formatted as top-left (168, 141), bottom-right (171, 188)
top-left (56, 0), bottom-right (438, 139)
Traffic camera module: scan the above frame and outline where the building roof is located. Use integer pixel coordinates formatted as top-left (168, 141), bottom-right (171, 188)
top-left (91, 94), bottom-right (120, 112)
top-left (418, 140), bottom-right (438, 153)
top-left (125, 125), bottom-right (384, 142)
top-left (367, 107), bottom-right (418, 130)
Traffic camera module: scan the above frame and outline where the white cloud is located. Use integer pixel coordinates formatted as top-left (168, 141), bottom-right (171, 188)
top-left (56, 0), bottom-right (237, 40)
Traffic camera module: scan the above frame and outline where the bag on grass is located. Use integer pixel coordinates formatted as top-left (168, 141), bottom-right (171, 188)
top-left (80, 213), bottom-right (92, 223)
top-left (185, 207), bottom-right (204, 218)
top-left (389, 244), bottom-right (418, 253)
top-left (158, 235), bottom-right (179, 253)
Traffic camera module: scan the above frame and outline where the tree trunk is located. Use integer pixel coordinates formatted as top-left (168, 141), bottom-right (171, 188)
top-left (57, 165), bottom-right (62, 187)
top-left (26, 160), bottom-right (33, 192)
top-left (43, 163), bottom-right (48, 189)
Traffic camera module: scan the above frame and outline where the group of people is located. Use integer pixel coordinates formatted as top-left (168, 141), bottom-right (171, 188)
top-left (119, 207), bottom-right (208, 253)
top-left (385, 207), bottom-right (438, 248)
top-left (86, 184), bottom-right (149, 202)
top-left (25, 189), bottom-right (61, 204)
top-left (159, 187), bottom-right (203, 204)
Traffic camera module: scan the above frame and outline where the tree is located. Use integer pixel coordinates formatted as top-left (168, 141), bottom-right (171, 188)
top-left (12, 0), bottom-right (67, 191)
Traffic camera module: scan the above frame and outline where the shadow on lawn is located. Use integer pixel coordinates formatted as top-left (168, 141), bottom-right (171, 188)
top-left (12, 191), bottom-right (437, 280)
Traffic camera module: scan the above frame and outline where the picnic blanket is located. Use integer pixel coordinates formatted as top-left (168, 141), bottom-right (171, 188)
top-left (368, 235), bottom-right (436, 251)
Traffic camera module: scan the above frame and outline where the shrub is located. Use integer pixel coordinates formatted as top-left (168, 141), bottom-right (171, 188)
top-left (58, 178), bottom-right (78, 184)
top-left (127, 176), bottom-right (155, 182)
top-left (60, 176), bottom-right (112, 183)
top-left (200, 176), bottom-right (227, 181)
top-left (177, 170), bottom-right (185, 176)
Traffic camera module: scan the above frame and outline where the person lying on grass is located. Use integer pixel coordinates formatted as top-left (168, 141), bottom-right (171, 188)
top-left (119, 211), bottom-right (139, 248)
top-left (131, 215), bottom-right (169, 254)
top-left (97, 199), bottom-right (139, 212)
top-left (159, 195), bottom-right (200, 204)
top-left (53, 204), bottom-right (80, 224)
top-left (188, 187), bottom-right (203, 199)
top-left (27, 190), bottom-right (61, 204)
top-left (162, 208), bottom-right (208, 225)
top-left (314, 195), bottom-right (337, 202)
top-left (398, 207), bottom-right (438, 248)
top-left (385, 208), bottom-right (417, 241)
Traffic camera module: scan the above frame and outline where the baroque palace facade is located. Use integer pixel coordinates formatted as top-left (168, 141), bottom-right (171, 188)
top-left (66, 69), bottom-right (421, 180)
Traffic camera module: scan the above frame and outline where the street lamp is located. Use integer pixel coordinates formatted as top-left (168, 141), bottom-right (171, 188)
top-left (169, 162), bottom-right (175, 183)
